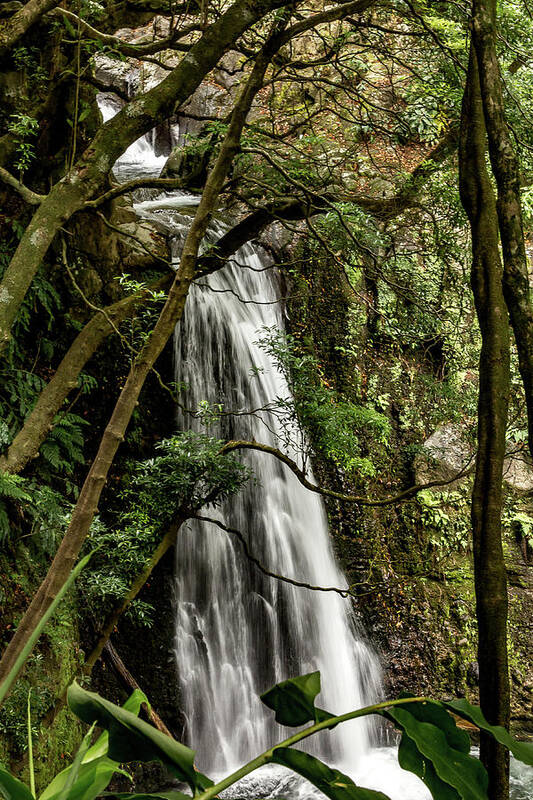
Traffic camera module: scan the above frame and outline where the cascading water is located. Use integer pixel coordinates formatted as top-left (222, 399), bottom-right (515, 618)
top-left (171, 231), bottom-right (381, 774)
top-left (97, 91), bottom-right (533, 800)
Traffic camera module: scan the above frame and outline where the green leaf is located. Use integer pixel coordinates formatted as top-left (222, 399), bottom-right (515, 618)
top-left (101, 793), bottom-right (190, 800)
top-left (384, 706), bottom-right (488, 800)
top-left (0, 766), bottom-right (34, 800)
top-left (444, 699), bottom-right (533, 766)
top-left (39, 759), bottom-right (129, 800)
top-left (41, 689), bottom-right (158, 800)
top-left (398, 696), bottom-right (470, 753)
top-left (56, 724), bottom-right (96, 800)
top-left (82, 689), bottom-right (150, 764)
top-left (271, 748), bottom-right (390, 800)
top-left (260, 671), bottom-right (334, 727)
top-left (67, 683), bottom-right (208, 791)
top-left (398, 733), bottom-right (461, 800)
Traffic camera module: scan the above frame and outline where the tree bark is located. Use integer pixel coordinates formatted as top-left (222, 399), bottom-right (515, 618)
top-left (471, 0), bottom-right (533, 462)
top-left (0, 0), bottom-right (64, 57)
top-left (0, 0), bottom-right (289, 354)
top-left (0, 275), bottom-right (172, 474)
top-left (0, 23), bottom-right (286, 694)
top-left (459, 47), bottom-right (511, 800)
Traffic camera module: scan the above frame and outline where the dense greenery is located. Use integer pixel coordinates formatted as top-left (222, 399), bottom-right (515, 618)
top-left (0, 0), bottom-right (532, 798)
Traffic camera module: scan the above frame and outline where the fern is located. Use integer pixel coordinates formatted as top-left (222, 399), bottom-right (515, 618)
top-left (0, 474), bottom-right (30, 546)
top-left (32, 413), bottom-right (88, 478)
top-left (0, 473), bottom-right (31, 502)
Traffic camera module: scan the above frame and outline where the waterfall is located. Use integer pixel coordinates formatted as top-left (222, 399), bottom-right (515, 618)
top-left (97, 92), bottom-right (533, 800)
top-left (171, 230), bottom-right (382, 775)
top-left (95, 90), bottom-right (429, 796)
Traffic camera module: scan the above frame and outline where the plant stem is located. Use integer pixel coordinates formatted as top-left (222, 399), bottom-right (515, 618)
top-left (27, 690), bottom-right (35, 797)
top-left (196, 696), bottom-right (429, 800)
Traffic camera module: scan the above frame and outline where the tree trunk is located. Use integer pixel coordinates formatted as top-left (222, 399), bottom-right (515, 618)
top-left (0, 0), bottom-right (288, 353)
top-left (102, 642), bottom-right (173, 737)
top-left (85, 512), bottom-right (186, 672)
top-left (459, 47), bottom-right (511, 800)
top-left (0, 25), bottom-right (285, 694)
top-left (0, 275), bottom-right (172, 474)
top-left (472, 0), bottom-right (533, 462)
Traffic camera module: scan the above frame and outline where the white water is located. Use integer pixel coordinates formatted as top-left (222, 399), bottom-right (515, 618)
top-left (172, 229), bottom-right (382, 774)
top-left (98, 92), bottom-right (533, 800)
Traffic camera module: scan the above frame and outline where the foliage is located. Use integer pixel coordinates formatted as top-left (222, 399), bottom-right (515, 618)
top-left (3, 671), bottom-right (532, 800)
top-left (0, 662), bottom-right (53, 752)
top-left (0, 689), bottom-right (146, 800)
top-left (0, 552), bottom-right (92, 708)
top-left (82, 433), bottom-right (252, 625)
top-left (0, 260), bottom-right (91, 490)
top-left (259, 327), bottom-right (390, 477)
top-left (7, 114), bottom-right (39, 176)
top-left (417, 489), bottom-right (471, 558)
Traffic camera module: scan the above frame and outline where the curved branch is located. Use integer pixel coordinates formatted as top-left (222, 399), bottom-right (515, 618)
top-left (51, 8), bottom-right (194, 55)
top-left (0, 166), bottom-right (46, 205)
top-left (193, 514), bottom-right (353, 596)
top-left (220, 440), bottom-right (474, 506)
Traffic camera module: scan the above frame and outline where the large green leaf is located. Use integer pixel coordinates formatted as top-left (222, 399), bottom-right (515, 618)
top-left (260, 672), bottom-right (334, 727)
top-left (0, 766), bottom-right (34, 800)
top-left (444, 699), bottom-right (533, 767)
top-left (56, 725), bottom-right (96, 800)
top-left (397, 697), bottom-right (470, 754)
top-left (40, 690), bottom-right (148, 800)
top-left (67, 683), bottom-right (208, 791)
top-left (398, 730), bottom-right (461, 800)
top-left (81, 689), bottom-right (150, 765)
top-left (39, 758), bottom-right (129, 800)
top-left (384, 707), bottom-right (488, 800)
top-left (271, 748), bottom-right (390, 800)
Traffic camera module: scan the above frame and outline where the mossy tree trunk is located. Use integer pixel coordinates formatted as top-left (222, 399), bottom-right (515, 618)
top-left (472, 0), bottom-right (533, 462)
top-left (0, 0), bottom-right (288, 354)
top-left (0, 21), bottom-right (288, 693)
top-left (459, 47), bottom-right (511, 800)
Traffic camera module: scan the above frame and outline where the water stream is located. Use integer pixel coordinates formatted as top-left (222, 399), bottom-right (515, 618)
top-left (98, 93), bottom-right (533, 800)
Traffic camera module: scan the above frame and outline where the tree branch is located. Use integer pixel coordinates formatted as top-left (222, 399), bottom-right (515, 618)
top-left (193, 514), bottom-right (354, 597)
top-left (0, 166), bottom-right (46, 205)
top-left (220, 440), bottom-right (475, 506)
top-left (51, 8), bottom-right (195, 55)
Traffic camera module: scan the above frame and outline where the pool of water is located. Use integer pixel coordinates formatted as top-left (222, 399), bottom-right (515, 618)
top-left (219, 746), bottom-right (533, 800)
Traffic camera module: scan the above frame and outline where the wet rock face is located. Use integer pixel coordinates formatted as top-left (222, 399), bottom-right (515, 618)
top-left (415, 422), bottom-right (533, 493)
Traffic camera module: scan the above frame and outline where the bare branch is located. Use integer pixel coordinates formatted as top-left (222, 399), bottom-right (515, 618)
top-left (0, 166), bottom-right (46, 205)
top-left (193, 514), bottom-right (354, 597)
top-left (220, 440), bottom-right (475, 506)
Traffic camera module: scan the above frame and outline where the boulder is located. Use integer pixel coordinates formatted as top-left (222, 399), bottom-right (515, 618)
top-left (415, 422), bottom-right (533, 493)
top-left (414, 423), bottom-right (472, 487)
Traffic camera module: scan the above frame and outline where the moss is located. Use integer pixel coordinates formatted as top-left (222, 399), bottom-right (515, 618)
top-left (0, 546), bottom-right (83, 788)
top-left (283, 237), bottom-right (531, 726)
